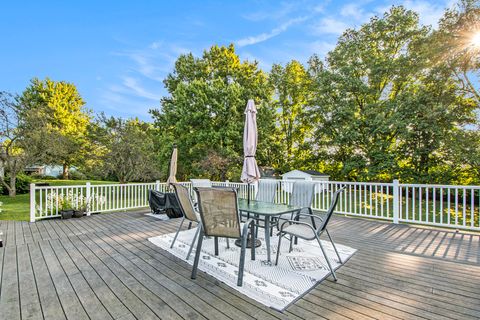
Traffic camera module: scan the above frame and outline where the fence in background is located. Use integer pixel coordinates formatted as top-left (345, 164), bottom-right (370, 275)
top-left (30, 180), bottom-right (480, 231)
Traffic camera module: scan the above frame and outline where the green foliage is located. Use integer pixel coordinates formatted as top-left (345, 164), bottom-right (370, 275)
top-left (87, 115), bottom-right (160, 183)
top-left (19, 78), bottom-right (91, 179)
top-left (1, 173), bottom-right (32, 195)
top-left (150, 44), bottom-right (276, 181)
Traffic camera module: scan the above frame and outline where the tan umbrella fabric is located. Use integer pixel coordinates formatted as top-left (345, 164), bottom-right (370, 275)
top-left (240, 99), bottom-right (261, 183)
top-left (166, 145), bottom-right (178, 186)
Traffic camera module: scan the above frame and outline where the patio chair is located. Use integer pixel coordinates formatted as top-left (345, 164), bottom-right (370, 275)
top-left (255, 179), bottom-right (278, 203)
top-left (190, 179), bottom-right (212, 188)
top-left (171, 183), bottom-right (202, 260)
top-left (190, 179), bottom-right (212, 207)
top-left (245, 179), bottom-right (279, 234)
top-left (275, 186), bottom-right (346, 281)
top-left (276, 181), bottom-right (317, 231)
top-left (191, 187), bottom-right (256, 286)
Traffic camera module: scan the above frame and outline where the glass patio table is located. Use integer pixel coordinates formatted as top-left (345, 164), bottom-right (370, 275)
top-left (237, 199), bottom-right (302, 263)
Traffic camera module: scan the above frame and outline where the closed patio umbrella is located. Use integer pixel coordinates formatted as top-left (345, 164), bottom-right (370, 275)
top-left (240, 99), bottom-right (261, 201)
top-left (166, 144), bottom-right (178, 187)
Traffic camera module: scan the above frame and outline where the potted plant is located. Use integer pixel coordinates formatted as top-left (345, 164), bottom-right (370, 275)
top-left (73, 196), bottom-right (87, 218)
top-left (59, 198), bottom-right (74, 219)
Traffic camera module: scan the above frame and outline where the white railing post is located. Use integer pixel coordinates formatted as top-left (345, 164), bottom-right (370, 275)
top-left (155, 180), bottom-right (160, 191)
top-left (86, 182), bottom-right (91, 216)
top-left (30, 183), bottom-right (36, 222)
top-left (393, 179), bottom-right (400, 224)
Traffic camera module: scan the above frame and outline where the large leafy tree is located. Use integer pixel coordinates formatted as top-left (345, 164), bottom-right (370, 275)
top-left (89, 115), bottom-right (160, 183)
top-left (269, 60), bottom-right (313, 172)
top-left (150, 44), bottom-right (276, 181)
top-left (308, 6), bottom-right (477, 183)
top-left (20, 78), bottom-right (91, 179)
top-left (0, 92), bottom-right (48, 196)
top-left (428, 0), bottom-right (480, 104)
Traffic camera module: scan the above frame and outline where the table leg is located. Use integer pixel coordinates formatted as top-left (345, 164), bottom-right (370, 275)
top-left (265, 217), bottom-right (271, 263)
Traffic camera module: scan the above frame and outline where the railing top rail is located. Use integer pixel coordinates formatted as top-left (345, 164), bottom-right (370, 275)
top-left (399, 183), bottom-right (480, 189)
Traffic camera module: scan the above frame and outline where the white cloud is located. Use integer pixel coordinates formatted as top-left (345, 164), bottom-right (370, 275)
top-left (312, 17), bottom-right (350, 35)
top-left (400, 0), bottom-right (447, 28)
top-left (340, 4), bottom-right (365, 21)
top-left (122, 77), bottom-right (160, 101)
top-left (236, 16), bottom-right (309, 47)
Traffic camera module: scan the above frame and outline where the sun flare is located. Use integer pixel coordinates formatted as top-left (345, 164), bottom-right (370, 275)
top-left (471, 32), bottom-right (480, 48)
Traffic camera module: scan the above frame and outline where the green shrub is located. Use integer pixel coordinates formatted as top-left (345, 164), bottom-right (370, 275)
top-left (69, 170), bottom-right (87, 180)
top-left (1, 173), bottom-right (33, 195)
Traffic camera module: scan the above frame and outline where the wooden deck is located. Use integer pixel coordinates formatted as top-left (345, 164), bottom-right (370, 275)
top-left (0, 211), bottom-right (479, 320)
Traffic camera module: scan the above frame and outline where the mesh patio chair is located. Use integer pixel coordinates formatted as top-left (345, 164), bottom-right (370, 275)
top-left (255, 179), bottom-right (278, 203)
top-left (275, 186), bottom-right (346, 281)
top-left (276, 181), bottom-right (317, 231)
top-left (190, 179), bottom-right (212, 208)
top-left (171, 183), bottom-right (202, 260)
top-left (191, 187), bottom-right (256, 286)
top-left (244, 179), bottom-right (279, 234)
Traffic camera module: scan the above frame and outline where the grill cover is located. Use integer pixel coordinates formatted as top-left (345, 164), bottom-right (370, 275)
top-left (149, 190), bottom-right (183, 218)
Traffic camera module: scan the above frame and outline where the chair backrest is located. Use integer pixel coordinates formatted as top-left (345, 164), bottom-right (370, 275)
top-left (256, 179), bottom-right (278, 203)
top-left (172, 183), bottom-right (199, 222)
top-left (317, 186), bottom-right (345, 234)
top-left (290, 181), bottom-right (315, 208)
top-left (190, 179), bottom-right (212, 188)
top-left (194, 187), bottom-right (241, 238)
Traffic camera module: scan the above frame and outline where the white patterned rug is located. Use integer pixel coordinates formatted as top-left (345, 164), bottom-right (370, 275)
top-left (145, 213), bottom-right (170, 221)
top-left (149, 227), bottom-right (356, 311)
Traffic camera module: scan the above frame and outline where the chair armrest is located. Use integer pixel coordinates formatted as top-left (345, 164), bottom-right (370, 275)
top-left (293, 213), bottom-right (324, 223)
top-left (242, 218), bottom-right (256, 236)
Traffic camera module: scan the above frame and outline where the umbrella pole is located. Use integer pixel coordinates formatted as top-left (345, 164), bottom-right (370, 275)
top-left (247, 183), bottom-right (250, 205)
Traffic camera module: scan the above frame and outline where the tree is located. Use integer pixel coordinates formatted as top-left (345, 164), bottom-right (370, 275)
top-left (269, 60), bottom-right (313, 172)
top-left (308, 6), bottom-right (477, 183)
top-left (0, 92), bottom-right (48, 196)
top-left (90, 115), bottom-right (160, 183)
top-left (150, 44), bottom-right (276, 181)
top-left (20, 78), bottom-right (91, 179)
top-left (429, 0), bottom-right (480, 105)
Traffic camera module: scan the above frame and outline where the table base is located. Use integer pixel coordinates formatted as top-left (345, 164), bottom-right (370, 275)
top-left (234, 238), bottom-right (262, 248)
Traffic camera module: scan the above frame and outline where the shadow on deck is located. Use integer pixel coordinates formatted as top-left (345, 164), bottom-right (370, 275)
top-left (0, 211), bottom-right (479, 320)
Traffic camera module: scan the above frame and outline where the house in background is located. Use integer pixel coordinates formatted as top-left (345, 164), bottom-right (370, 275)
top-left (24, 165), bottom-right (76, 177)
top-left (281, 169), bottom-right (330, 193)
top-left (282, 169), bottom-right (330, 182)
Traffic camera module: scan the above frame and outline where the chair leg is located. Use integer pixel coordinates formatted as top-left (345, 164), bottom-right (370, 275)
top-left (187, 221), bottom-right (192, 230)
top-left (275, 233), bottom-right (283, 265)
top-left (226, 238), bottom-right (230, 249)
top-left (238, 232), bottom-right (249, 286)
top-left (325, 229), bottom-right (343, 264)
top-left (251, 224), bottom-right (256, 261)
top-left (186, 225), bottom-right (201, 260)
top-left (170, 217), bottom-right (185, 248)
top-left (315, 234), bottom-right (337, 281)
top-left (214, 237), bottom-right (219, 256)
top-left (289, 236), bottom-right (293, 253)
top-left (191, 228), bottom-right (204, 280)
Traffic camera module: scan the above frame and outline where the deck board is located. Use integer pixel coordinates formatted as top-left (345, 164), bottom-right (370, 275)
top-left (0, 210), bottom-right (479, 319)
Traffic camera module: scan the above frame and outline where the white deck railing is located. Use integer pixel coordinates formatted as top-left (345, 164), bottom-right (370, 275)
top-left (29, 179), bottom-right (480, 231)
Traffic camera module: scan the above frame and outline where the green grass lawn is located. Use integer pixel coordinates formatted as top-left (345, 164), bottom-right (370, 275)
top-left (0, 179), bottom-right (119, 221)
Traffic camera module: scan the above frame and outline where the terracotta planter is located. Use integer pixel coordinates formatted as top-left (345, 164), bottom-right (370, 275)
top-left (60, 210), bottom-right (74, 219)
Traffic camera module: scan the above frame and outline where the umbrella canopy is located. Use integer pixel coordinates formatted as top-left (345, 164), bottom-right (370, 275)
top-left (240, 99), bottom-right (261, 184)
top-left (166, 145), bottom-right (178, 186)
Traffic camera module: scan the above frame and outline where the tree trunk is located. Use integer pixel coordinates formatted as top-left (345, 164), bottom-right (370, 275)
top-left (63, 163), bottom-right (69, 180)
top-left (8, 176), bottom-right (16, 197)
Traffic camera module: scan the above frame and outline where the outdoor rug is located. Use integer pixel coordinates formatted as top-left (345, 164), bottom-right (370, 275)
top-left (148, 226), bottom-right (356, 311)
top-left (145, 213), bottom-right (170, 221)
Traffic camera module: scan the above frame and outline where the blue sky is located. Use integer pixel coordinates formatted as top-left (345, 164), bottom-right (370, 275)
top-left (0, 0), bottom-right (454, 120)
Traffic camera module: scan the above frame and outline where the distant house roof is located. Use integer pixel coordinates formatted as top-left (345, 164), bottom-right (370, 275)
top-left (300, 169), bottom-right (329, 176)
top-left (281, 169), bottom-right (329, 177)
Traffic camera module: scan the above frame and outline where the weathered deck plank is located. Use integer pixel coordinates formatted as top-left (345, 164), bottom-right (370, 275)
top-left (0, 211), bottom-right (479, 320)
